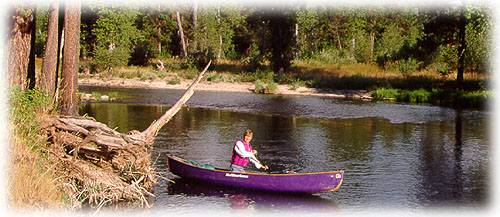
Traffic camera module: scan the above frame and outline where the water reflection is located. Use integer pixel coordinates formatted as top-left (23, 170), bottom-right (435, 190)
top-left (78, 89), bottom-right (489, 211)
top-left (165, 178), bottom-right (338, 213)
top-left (79, 86), bottom-right (460, 124)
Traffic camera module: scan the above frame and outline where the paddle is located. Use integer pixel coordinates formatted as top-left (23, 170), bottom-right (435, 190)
top-left (254, 150), bottom-right (295, 174)
top-left (252, 151), bottom-right (270, 172)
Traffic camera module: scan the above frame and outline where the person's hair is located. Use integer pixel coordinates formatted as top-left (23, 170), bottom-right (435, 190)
top-left (244, 129), bottom-right (253, 138)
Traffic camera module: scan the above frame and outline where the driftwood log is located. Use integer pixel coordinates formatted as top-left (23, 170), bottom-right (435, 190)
top-left (39, 61), bottom-right (211, 208)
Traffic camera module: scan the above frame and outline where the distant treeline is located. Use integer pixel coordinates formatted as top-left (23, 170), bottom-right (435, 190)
top-left (33, 2), bottom-right (492, 76)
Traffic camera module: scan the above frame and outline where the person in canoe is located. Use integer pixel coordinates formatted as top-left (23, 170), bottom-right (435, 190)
top-left (230, 129), bottom-right (269, 173)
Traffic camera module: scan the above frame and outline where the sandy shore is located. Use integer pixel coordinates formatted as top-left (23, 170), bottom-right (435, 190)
top-left (79, 76), bottom-right (373, 100)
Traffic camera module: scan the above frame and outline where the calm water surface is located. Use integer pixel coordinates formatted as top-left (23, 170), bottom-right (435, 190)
top-left (79, 86), bottom-right (489, 214)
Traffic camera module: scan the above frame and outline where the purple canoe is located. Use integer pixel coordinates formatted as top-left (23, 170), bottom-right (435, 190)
top-left (167, 156), bottom-right (344, 194)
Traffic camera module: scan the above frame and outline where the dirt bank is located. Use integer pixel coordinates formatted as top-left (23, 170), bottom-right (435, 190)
top-left (79, 76), bottom-right (373, 100)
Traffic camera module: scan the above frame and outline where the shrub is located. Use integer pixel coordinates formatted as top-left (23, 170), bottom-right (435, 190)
top-left (167, 76), bottom-right (181, 85)
top-left (388, 58), bottom-right (419, 79)
top-left (371, 88), bottom-right (398, 100)
top-left (455, 91), bottom-right (489, 108)
top-left (254, 79), bottom-right (265, 93)
top-left (289, 78), bottom-right (310, 90)
top-left (315, 47), bottom-right (341, 63)
top-left (265, 81), bottom-right (278, 94)
top-left (93, 46), bottom-right (131, 71)
top-left (397, 89), bottom-right (431, 103)
top-left (206, 71), bottom-right (224, 82)
top-left (254, 80), bottom-right (278, 94)
top-left (9, 87), bottom-right (54, 149)
top-left (425, 45), bottom-right (456, 75)
top-left (242, 42), bottom-right (265, 71)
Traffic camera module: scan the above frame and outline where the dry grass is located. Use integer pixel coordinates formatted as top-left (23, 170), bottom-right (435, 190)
top-left (8, 123), bottom-right (65, 210)
top-left (73, 57), bottom-right (488, 92)
top-left (8, 86), bottom-right (157, 211)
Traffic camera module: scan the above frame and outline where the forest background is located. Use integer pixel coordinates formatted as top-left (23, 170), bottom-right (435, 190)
top-left (30, 0), bottom-right (492, 107)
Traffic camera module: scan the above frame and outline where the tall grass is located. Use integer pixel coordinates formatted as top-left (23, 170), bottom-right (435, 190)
top-left (8, 87), bottom-right (54, 150)
top-left (8, 87), bottom-right (64, 209)
top-left (370, 87), bottom-right (488, 109)
top-left (75, 57), bottom-right (488, 108)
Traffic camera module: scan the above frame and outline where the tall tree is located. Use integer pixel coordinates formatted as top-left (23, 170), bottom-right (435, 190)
top-left (295, 6), bottom-right (319, 59)
top-left (6, 5), bottom-right (36, 90)
top-left (139, 5), bottom-right (176, 59)
top-left (92, 6), bottom-right (141, 70)
top-left (191, 5), bottom-right (245, 63)
top-left (176, 11), bottom-right (188, 58)
top-left (27, 8), bottom-right (37, 90)
top-left (456, 7), bottom-right (466, 90)
top-left (58, 1), bottom-right (81, 116)
top-left (40, 2), bottom-right (59, 97)
top-left (268, 9), bottom-right (294, 74)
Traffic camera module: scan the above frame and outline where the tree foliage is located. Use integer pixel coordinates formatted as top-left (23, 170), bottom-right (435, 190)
top-left (31, 2), bottom-right (493, 76)
top-left (92, 6), bottom-right (142, 70)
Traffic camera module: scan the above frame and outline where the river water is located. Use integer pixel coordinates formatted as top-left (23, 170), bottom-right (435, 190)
top-left (79, 86), bottom-right (490, 215)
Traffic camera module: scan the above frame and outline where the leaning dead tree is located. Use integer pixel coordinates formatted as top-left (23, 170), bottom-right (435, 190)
top-left (39, 61), bottom-right (211, 208)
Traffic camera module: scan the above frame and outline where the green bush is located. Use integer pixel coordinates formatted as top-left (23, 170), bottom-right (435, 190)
top-left (93, 46), bottom-right (131, 71)
top-left (455, 91), bottom-right (488, 108)
top-left (254, 80), bottom-right (278, 94)
top-left (9, 87), bottom-right (54, 149)
top-left (254, 79), bottom-right (265, 93)
top-left (315, 47), bottom-right (341, 63)
top-left (167, 76), bottom-right (181, 85)
top-left (387, 58), bottom-right (419, 78)
top-left (206, 71), bottom-right (224, 82)
top-left (242, 42), bottom-right (265, 72)
top-left (265, 81), bottom-right (278, 94)
top-left (397, 89), bottom-right (431, 103)
top-left (371, 88), bottom-right (398, 99)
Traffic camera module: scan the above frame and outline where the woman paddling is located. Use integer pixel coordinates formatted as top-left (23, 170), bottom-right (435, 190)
top-left (230, 129), bottom-right (269, 173)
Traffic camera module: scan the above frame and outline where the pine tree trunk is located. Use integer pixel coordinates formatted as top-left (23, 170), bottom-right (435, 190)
top-left (27, 8), bottom-right (37, 90)
top-left (218, 35), bottom-right (222, 60)
top-left (176, 11), bottom-right (188, 58)
top-left (369, 32), bottom-right (375, 62)
top-left (157, 25), bottom-right (162, 54)
top-left (6, 6), bottom-right (35, 91)
top-left (295, 23), bottom-right (298, 61)
top-left (157, 4), bottom-right (162, 55)
top-left (351, 36), bottom-right (355, 51)
top-left (457, 9), bottom-right (466, 90)
top-left (58, 2), bottom-right (80, 116)
top-left (193, 2), bottom-right (198, 30)
top-left (54, 5), bottom-right (65, 101)
top-left (335, 25), bottom-right (342, 53)
top-left (216, 7), bottom-right (222, 60)
top-left (41, 2), bottom-right (59, 97)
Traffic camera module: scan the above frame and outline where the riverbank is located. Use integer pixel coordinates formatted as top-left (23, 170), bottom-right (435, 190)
top-left (76, 58), bottom-right (488, 109)
top-left (79, 75), bottom-right (373, 100)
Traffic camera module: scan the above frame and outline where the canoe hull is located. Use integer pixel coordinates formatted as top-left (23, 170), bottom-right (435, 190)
top-left (167, 156), bottom-right (344, 194)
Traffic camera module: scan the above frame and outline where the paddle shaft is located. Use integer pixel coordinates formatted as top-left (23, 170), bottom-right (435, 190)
top-left (253, 153), bottom-right (270, 172)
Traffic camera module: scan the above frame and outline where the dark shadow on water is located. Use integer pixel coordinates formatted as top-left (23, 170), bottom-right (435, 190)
top-left (166, 178), bottom-right (339, 212)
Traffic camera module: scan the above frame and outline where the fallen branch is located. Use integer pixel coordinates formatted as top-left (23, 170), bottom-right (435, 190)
top-left (38, 61), bottom-right (212, 208)
top-left (141, 60), bottom-right (211, 140)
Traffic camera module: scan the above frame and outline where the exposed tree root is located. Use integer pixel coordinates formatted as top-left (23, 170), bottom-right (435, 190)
top-left (37, 61), bottom-right (211, 209)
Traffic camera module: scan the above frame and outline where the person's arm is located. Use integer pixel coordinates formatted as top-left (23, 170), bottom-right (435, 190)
top-left (249, 157), bottom-right (263, 169)
top-left (234, 141), bottom-right (264, 169)
top-left (234, 141), bottom-right (253, 158)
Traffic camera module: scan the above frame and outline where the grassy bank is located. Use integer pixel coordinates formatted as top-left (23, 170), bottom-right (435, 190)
top-left (8, 87), bottom-right (65, 209)
top-left (77, 58), bottom-right (489, 109)
top-left (370, 87), bottom-right (490, 109)
top-left (9, 86), bottom-right (157, 210)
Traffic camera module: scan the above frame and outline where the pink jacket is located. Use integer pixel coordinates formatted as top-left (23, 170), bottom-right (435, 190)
top-left (230, 139), bottom-right (252, 167)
